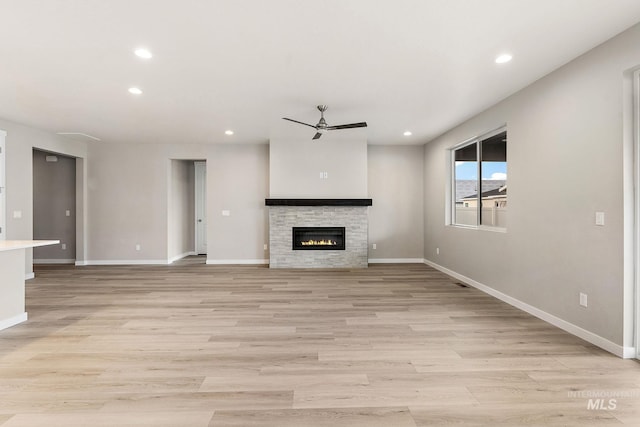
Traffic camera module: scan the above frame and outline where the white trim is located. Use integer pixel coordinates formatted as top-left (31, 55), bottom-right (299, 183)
top-left (447, 224), bottom-right (508, 233)
top-left (424, 258), bottom-right (633, 358)
top-left (0, 129), bottom-right (5, 241)
top-left (25, 272), bottom-right (35, 280)
top-left (168, 251), bottom-right (197, 264)
top-left (368, 258), bottom-right (425, 264)
top-left (206, 259), bottom-right (268, 265)
top-left (0, 312), bottom-right (28, 331)
top-left (633, 68), bottom-right (640, 359)
top-left (194, 161), bottom-right (207, 255)
top-left (76, 260), bottom-right (171, 266)
top-left (33, 259), bottom-right (75, 264)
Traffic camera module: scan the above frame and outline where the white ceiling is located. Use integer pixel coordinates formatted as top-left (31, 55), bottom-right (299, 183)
top-left (1, 0), bottom-right (640, 146)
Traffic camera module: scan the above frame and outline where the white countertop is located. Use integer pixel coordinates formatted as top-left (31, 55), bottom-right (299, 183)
top-left (0, 240), bottom-right (60, 252)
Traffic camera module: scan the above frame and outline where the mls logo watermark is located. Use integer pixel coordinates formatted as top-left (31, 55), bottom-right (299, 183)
top-left (586, 398), bottom-right (617, 410)
top-left (568, 390), bottom-right (640, 410)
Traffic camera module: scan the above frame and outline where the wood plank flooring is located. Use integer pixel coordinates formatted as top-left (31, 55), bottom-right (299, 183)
top-left (0, 259), bottom-right (638, 426)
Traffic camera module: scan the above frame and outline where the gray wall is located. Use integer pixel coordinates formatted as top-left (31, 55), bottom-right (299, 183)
top-left (1, 118), bottom-right (87, 275)
top-left (207, 144), bottom-right (270, 263)
top-left (33, 149), bottom-right (76, 262)
top-left (85, 143), bottom-right (268, 264)
top-left (269, 137), bottom-right (367, 198)
top-left (368, 145), bottom-right (424, 260)
top-left (168, 160), bottom-right (195, 261)
top-left (423, 23), bottom-right (640, 348)
top-left (87, 143), bottom-right (172, 262)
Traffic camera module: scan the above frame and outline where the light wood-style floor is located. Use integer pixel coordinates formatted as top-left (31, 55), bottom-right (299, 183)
top-left (0, 259), bottom-right (638, 426)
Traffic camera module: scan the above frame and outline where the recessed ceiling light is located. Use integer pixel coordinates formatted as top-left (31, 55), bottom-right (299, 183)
top-left (128, 87), bottom-right (142, 95)
top-left (495, 54), bottom-right (513, 64)
top-left (403, 131), bottom-right (412, 136)
top-left (225, 130), bottom-right (234, 135)
top-left (134, 48), bottom-right (152, 59)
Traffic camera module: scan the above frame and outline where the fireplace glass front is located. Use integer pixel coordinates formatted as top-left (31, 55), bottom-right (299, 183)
top-left (292, 227), bottom-right (345, 250)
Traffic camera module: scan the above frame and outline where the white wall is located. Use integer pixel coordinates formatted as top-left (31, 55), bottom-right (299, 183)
top-left (269, 137), bottom-right (367, 198)
top-left (368, 145), bottom-right (424, 260)
top-left (423, 23), bottom-right (640, 353)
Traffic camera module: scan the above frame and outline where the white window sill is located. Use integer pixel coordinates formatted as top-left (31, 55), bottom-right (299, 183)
top-left (448, 224), bottom-right (507, 233)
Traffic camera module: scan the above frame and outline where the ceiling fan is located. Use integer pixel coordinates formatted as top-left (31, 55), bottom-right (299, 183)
top-left (282, 105), bottom-right (367, 140)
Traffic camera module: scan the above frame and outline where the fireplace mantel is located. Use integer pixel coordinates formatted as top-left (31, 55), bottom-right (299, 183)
top-left (265, 198), bottom-right (372, 207)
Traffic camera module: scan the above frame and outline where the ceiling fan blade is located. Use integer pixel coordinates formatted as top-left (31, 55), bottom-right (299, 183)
top-left (326, 122), bottom-right (368, 130)
top-left (312, 132), bottom-right (323, 140)
top-left (282, 117), bottom-right (318, 129)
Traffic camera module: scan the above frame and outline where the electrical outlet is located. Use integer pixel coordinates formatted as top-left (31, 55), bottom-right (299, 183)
top-left (65, 210), bottom-right (71, 217)
top-left (222, 210), bottom-right (230, 216)
top-left (436, 247), bottom-right (440, 255)
top-left (579, 292), bottom-right (588, 307)
top-left (135, 244), bottom-right (141, 251)
top-left (264, 244), bottom-right (268, 250)
top-left (61, 243), bottom-right (66, 250)
top-left (372, 243), bottom-right (377, 250)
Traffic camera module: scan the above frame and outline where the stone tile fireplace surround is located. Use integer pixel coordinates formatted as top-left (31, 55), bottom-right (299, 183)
top-left (266, 199), bottom-right (372, 268)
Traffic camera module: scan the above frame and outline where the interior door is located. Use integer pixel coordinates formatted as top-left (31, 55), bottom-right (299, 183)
top-left (194, 161), bottom-right (207, 254)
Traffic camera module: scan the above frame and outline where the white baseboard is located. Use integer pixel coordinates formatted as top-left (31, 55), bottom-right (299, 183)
top-left (25, 272), bottom-right (35, 280)
top-left (0, 312), bottom-right (28, 331)
top-left (368, 258), bottom-right (425, 264)
top-left (206, 259), bottom-right (269, 265)
top-left (76, 260), bottom-right (170, 266)
top-left (34, 259), bottom-right (75, 264)
top-left (423, 258), bottom-right (634, 359)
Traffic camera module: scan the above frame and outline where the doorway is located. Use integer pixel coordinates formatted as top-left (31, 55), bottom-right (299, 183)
top-left (168, 160), bottom-right (206, 263)
top-left (195, 161), bottom-right (207, 255)
top-left (32, 149), bottom-right (77, 264)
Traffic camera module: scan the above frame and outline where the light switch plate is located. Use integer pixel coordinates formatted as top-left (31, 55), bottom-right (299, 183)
top-left (580, 292), bottom-right (588, 307)
top-left (595, 212), bottom-right (605, 226)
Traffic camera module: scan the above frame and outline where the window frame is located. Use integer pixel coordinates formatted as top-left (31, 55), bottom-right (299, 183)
top-left (449, 126), bottom-right (507, 232)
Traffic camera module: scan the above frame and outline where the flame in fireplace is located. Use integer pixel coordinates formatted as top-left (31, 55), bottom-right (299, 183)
top-left (301, 239), bottom-right (337, 246)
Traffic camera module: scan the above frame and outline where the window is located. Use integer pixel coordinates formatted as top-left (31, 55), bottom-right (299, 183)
top-left (451, 128), bottom-right (507, 228)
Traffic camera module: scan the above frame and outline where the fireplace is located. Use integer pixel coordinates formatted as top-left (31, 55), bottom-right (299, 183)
top-left (266, 199), bottom-right (371, 268)
top-left (292, 227), bottom-right (345, 250)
